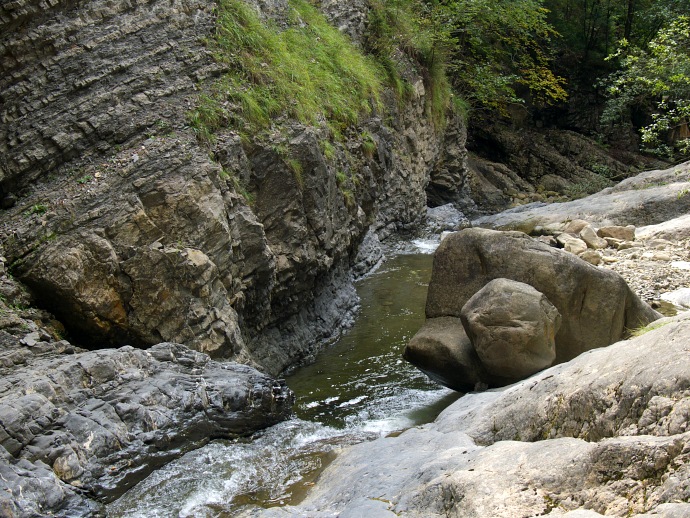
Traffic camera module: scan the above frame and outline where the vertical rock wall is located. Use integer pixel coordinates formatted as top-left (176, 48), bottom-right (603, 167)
top-left (0, 0), bottom-right (459, 374)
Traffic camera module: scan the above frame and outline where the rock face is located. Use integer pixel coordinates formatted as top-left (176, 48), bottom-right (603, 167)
top-left (461, 278), bottom-right (560, 382)
top-left (473, 161), bottom-right (690, 232)
top-left (463, 121), bottom-right (659, 214)
top-left (0, 340), bottom-right (293, 516)
top-left (249, 314), bottom-right (690, 518)
top-left (425, 228), bottom-right (660, 365)
top-left (0, 0), bottom-right (457, 375)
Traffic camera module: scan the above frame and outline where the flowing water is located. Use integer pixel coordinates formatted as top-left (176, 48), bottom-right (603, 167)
top-left (107, 243), bottom-right (458, 517)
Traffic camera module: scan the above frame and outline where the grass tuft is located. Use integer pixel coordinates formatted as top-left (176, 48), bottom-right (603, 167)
top-left (190, 0), bottom-right (385, 140)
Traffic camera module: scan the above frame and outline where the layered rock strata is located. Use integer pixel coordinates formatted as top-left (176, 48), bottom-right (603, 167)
top-left (0, 340), bottom-right (293, 516)
top-left (0, 0), bottom-right (461, 375)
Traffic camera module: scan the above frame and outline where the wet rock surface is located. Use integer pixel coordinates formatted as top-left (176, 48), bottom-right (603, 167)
top-left (249, 313), bottom-right (690, 518)
top-left (0, 339), bottom-right (293, 516)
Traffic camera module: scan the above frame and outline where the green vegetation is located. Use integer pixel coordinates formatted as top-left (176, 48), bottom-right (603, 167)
top-left (565, 174), bottom-right (613, 199)
top-left (190, 0), bottom-right (385, 142)
top-left (286, 158), bottom-right (304, 189)
top-left (219, 168), bottom-right (255, 204)
top-left (335, 171), bottom-right (347, 186)
top-left (441, 0), bottom-right (567, 116)
top-left (360, 131), bottom-right (377, 158)
top-left (629, 320), bottom-right (670, 337)
top-left (542, 0), bottom-right (688, 159)
top-left (366, 0), bottom-right (453, 127)
top-left (24, 204), bottom-right (48, 217)
top-left (602, 16), bottom-right (690, 160)
top-left (188, 0), bottom-right (688, 164)
top-left (321, 141), bottom-right (336, 161)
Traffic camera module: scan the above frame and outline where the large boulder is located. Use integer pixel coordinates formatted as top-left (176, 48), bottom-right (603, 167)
top-left (460, 278), bottom-right (560, 382)
top-left (426, 228), bottom-right (660, 364)
top-left (251, 314), bottom-right (690, 518)
top-left (403, 317), bottom-right (489, 392)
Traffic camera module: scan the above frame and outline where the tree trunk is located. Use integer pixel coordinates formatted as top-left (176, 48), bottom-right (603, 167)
top-left (624, 0), bottom-right (635, 41)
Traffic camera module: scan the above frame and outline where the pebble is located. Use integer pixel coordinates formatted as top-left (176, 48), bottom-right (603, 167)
top-left (602, 237), bottom-right (690, 307)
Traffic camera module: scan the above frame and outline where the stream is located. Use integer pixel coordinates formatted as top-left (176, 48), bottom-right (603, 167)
top-left (107, 241), bottom-right (459, 516)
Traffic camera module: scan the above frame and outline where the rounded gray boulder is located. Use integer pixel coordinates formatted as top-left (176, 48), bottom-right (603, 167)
top-left (461, 278), bottom-right (560, 381)
top-left (426, 228), bottom-right (661, 364)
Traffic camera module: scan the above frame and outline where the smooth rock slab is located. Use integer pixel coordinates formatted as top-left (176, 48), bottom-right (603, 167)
top-left (461, 278), bottom-right (560, 382)
top-left (248, 315), bottom-right (690, 518)
top-left (661, 288), bottom-right (690, 309)
top-left (472, 161), bottom-right (690, 232)
top-left (0, 343), bottom-right (294, 516)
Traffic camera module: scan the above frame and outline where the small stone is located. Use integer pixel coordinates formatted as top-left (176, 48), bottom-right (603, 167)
top-left (647, 238), bottom-right (673, 250)
top-left (598, 225), bottom-right (636, 241)
top-left (563, 219), bottom-right (590, 234)
top-left (617, 241), bottom-right (642, 250)
top-left (579, 225), bottom-right (608, 249)
top-left (20, 332), bottom-right (41, 347)
top-left (651, 252), bottom-right (672, 261)
top-left (580, 249), bottom-right (603, 265)
top-left (556, 233), bottom-right (588, 255)
top-left (604, 237), bottom-right (623, 247)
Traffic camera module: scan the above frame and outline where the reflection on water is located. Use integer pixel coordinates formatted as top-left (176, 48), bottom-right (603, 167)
top-left (107, 251), bottom-right (458, 517)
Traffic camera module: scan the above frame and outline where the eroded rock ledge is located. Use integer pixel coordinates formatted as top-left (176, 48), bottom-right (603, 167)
top-left (0, 340), bottom-right (293, 516)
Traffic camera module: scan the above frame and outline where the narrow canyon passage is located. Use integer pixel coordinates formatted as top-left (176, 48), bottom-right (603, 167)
top-left (107, 247), bottom-right (459, 517)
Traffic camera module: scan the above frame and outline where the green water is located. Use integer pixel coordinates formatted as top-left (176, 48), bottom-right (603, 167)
top-left (288, 253), bottom-right (452, 429)
top-left (107, 251), bottom-right (458, 517)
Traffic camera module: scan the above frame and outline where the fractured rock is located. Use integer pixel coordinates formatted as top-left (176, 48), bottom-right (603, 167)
top-left (0, 342), bottom-right (294, 513)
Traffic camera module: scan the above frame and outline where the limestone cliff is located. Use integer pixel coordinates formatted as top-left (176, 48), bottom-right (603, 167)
top-left (0, 0), bottom-right (464, 374)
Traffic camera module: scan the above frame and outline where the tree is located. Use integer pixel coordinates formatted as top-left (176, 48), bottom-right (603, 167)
top-left (601, 16), bottom-right (690, 158)
top-left (438, 0), bottom-right (567, 117)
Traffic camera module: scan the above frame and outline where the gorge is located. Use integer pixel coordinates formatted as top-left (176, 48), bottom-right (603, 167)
top-left (1, 0), bottom-right (690, 516)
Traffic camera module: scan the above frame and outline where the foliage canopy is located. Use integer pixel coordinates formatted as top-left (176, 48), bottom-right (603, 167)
top-left (439, 0), bottom-right (568, 116)
top-left (602, 15), bottom-right (690, 159)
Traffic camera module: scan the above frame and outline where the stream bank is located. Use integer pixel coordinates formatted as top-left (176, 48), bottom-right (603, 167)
top-left (106, 247), bottom-right (458, 517)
